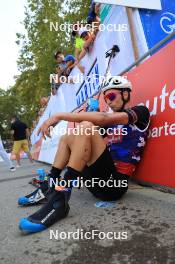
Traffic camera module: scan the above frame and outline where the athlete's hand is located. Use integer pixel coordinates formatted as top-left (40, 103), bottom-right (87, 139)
top-left (37, 116), bottom-right (59, 139)
top-left (37, 120), bottom-right (51, 139)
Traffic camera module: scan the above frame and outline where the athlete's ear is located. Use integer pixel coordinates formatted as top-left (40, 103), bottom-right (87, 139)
top-left (123, 91), bottom-right (130, 101)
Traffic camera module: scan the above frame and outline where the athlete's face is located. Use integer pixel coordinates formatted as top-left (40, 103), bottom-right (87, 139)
top-left (104, 89), bottom-right (128, 112)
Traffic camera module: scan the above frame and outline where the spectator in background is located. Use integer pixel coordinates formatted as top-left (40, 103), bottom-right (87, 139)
top-left (51, 66), bottom-right (61, 95)
top-left (51, 51), bottom-right (69, 94)
top-left (54, 50), bottom-right (85, 75)
top-left (54, 51), bottom-right (68, 83)
top-left (38, 108), bottom-right (45, 117)
top-left (31, 120), bottom-right (37, 134)
top-left (54, 51), bottom-right (66, 66)
top-left (76, 2), bottom-right (101, 62)
top-left (50, 60), bottom-right (67, 95)
top-left (10, 116), bottom-right (33, 167)
top-left (53, 53), bottom-right (85, 89)
top-left (87, 0), bottom-right (101, 29)
top-left (64, 55), bottom-right (84, 76)
top-left (38, 96), bottom-right (49, 114)
top-left (40, 96), bottom-right (49, 107)
top-left (72, 24), bottom-right (85, 60)
top-left (54, 51), bottom-right (69, 78)
top-left (64, 55), bottom-right (76, 76)
top-left (77, 28), bottom-right (96, 61)
top-left (0, 134), bottom-right (15, 172)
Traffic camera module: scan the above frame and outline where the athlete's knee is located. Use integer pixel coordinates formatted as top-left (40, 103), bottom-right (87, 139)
top-left (79, 121), bottom-right (94, 128)
top-left (60, 134), bottom-right (69, 143)
top-left (59, 133), bottom-right (75, 145)
top-left (78, 121), bottom-right (96, 136)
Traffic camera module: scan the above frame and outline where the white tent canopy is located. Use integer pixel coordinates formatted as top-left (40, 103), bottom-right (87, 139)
top-left (94, 0), bottom-right (162, 10)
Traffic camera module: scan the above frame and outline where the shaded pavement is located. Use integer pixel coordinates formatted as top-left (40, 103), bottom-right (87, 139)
top-left (0, 160), bottom-right (175, 264)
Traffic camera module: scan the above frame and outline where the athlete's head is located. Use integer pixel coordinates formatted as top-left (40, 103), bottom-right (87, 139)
top-left (102, 76), bottom-right (132, 112)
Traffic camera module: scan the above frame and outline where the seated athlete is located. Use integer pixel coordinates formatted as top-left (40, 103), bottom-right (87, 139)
top-left (18, 76), bottom-right (150, 233)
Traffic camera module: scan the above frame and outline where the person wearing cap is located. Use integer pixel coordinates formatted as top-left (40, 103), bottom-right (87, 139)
top-left (18, 76), bottom-right (150, 233)
top-left (52, 53), bottom-right (75, 90)
top-left (54, 52), bottom-right (84, 83)
top-left (54, 50), bottom-right (84, 73)
top-left (64, 54), bottom-right (84, 75)
top-left (64, 55), bottom-right (76, 75)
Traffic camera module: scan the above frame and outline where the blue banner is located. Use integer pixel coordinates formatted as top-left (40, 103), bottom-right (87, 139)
top-left (76, 62), bottom-right (100, 106)
top-left (139, 0), bottom-right (175, 51)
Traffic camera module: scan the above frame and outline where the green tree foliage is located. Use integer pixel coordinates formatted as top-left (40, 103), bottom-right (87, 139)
top-left (16, 0), bottom-right (90, 95)
top-left (1, 0), bottom-right (91, 139)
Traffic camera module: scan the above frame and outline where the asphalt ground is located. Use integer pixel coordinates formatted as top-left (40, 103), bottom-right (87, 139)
top-left (0, 159), bottom-right (175, 264)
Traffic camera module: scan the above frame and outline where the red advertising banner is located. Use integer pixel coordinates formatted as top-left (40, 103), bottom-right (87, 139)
top-left (127, 40), bottom-right (175, 188)
top-left (34, 40), bottom-right (175, 189)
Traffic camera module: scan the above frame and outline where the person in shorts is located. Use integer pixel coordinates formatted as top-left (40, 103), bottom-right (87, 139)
top-left (18, 76), bottom-right (150, 233)
top-left (11, 116), bottom-right (33, 167)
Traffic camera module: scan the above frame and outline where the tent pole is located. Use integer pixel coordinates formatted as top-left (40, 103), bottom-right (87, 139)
top-left (126, 7), bottom-right (139, 61)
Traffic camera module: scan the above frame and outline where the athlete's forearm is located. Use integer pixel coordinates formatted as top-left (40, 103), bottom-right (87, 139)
top-left (49, 111), bottom-right (128, 126)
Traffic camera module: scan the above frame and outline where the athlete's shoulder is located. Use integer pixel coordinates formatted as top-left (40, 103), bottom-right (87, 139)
top-left (124, 105), bottom-right (150, 117)
top-left (124, 105), bottom-right (150, 131)
top-left (132, 105), bottom-right (150, 112)
top-left (130, 105), bottom-right (150, 117)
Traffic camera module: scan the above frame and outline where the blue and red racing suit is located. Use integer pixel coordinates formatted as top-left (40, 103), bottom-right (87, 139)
top-left (105, 106), bottom-right (150, 177)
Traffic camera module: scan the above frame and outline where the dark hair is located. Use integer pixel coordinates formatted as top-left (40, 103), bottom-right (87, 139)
top-left (54, 51), bottom-right (62, 60)
top-left (72, 23), bottom-right (79, 37)
top-left (87, 16), bottom-right (94, 24)
top-left (11, 115), bottom-right (19, 121)
top-left (72, 31), bottom-right (77, 37)
top-left (81, 31), bottom-right (89, 39)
